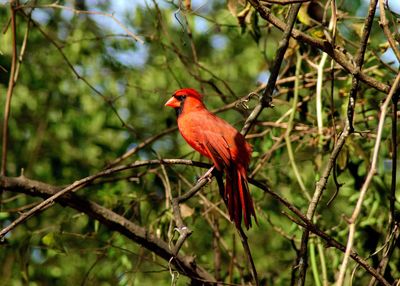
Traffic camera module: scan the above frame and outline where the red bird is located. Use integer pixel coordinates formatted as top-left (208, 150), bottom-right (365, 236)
top-left (165, 88), bottom-right (257, 229)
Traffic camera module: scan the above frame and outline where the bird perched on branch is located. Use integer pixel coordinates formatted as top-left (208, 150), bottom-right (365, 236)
top-left (165, 88), bottom-right (257, 229)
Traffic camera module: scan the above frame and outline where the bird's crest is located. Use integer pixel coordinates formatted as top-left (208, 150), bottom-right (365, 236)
top-left (173, 88), bottom-right (203, 100)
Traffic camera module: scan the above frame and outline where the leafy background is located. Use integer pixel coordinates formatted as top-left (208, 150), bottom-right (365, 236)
top-left (0, 0), bottom-right (399, 285)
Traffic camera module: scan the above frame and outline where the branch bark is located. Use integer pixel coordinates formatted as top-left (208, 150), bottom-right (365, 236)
top-left (1, 0), bottom-right (18, 176)
top-left (0, 175), bottom-right (216, 284)
top-left (248, 0), bottom-right (390, 94)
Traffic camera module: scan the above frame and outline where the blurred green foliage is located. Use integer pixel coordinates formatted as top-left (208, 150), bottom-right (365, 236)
top-left (0, 0), bottom-right (399, 285)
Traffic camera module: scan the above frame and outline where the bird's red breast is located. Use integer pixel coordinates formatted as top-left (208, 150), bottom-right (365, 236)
top-left (165, 88), bottom-right (256, 229)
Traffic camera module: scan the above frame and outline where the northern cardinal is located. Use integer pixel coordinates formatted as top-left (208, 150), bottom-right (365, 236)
top-left (165, 88), bottom-right (257, 229)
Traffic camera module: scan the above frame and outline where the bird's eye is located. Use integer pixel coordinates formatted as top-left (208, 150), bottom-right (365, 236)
top-left (174, 95), bottom-right (186, 101)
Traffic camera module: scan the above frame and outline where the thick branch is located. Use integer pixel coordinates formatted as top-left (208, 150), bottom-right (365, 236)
top-left (0, 159), bottom-right (211, 238)
top-left (0, 175), bottom-right (215, 284)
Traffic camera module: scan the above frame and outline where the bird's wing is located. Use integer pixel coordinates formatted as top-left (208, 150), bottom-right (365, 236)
top-left (198, 113), bottom-right (237, 170)
top-left (202, 132), bottom-right (232, 170)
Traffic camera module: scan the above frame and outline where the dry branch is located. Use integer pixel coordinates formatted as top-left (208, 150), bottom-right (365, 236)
top-left (0, 175), bottom-right (215, 284)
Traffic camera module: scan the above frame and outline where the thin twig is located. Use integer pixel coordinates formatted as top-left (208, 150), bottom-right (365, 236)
top-left (107, 126), bottom-right (178, 168)
top-left (285, 52), bottom-right (310, 200)
top-left (248, 0), bottom-right (390, 94)
top-left (0, 175), bottom-right (215, 283)
top-left (260, 0), bottom-right (310, 4)
top-left (241, 2), bottom-right (302, 135)
top-left (1, 0), bottom-right (18, 176)
top-left (294, 0), bottom-right (378, 283)
top-left (237, 226), bottom-right (259, 286)
top-left (20, 3), bottom-right (143, 43)
top-left (1, 166), bottom-right (391, 285)
top-left (17, 10), bottom-right (137, 134)
top-left (316, 52), bottom-right (328, 137)
top-left (389, 93), bottom-right (398, 228)
top-left (0, 159), bottom-right (211, 239)
top-left (336, 72), bottom-right (400, 286)
top-left (378, 0), bottom-right (400, 62)
top-left (248, 178), bottom-right (391, 286)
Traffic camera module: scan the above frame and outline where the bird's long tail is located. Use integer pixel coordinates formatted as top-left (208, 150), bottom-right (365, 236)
top-left (223, 166), bottom-right (257, 229)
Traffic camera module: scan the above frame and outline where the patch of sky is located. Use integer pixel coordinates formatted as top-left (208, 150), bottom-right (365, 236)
top-left (387, 0), bottom-right (400, 15)
top-left (210, 34), bottom-right (228, 50)
top-left (191, 0), bottom-right (213, 13)
top-left (60, 1), bottom-right (74, 21)
top-left (359, 0), bottom-right (400, 16)
top-left (152, 138), bottom-right (174, 152)
top-left (381, 48), bottom-right (400, 69)
top-left (194, 16), bottom-right (209, 33)
top-left (31, 248), bottom-right (46, 264)
top-left (128, 0), bottom-right (170, 9)
top-left (117, 80), bottom-right (127, 95)
top-left (73, 65), bottom-right (84, 76)
top-left (106, 45), bottom-right (149, 68)
top-left (256, 70), bottom-right (271, 84)
top-left (383, 158), bottom-right (392, 173)
top-left (83, 1), bottom-right (150, 68)
top-left (86, 1), bottom-right (140, 40)
top-left (118, 107), bottom-right (130, 121)
top-left (31, 8), bottom-right (52, 25)
top-left (57, 25), bottom-right (70, 41)
top-left (138, 150), bottom-right (150, 160)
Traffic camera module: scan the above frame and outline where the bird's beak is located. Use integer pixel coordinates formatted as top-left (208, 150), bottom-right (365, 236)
top-left (165, 97), bottom-right (180, 108)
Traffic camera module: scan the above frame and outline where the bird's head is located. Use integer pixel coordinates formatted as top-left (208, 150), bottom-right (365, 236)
top-left (165, 88), bottom-right (204, 117)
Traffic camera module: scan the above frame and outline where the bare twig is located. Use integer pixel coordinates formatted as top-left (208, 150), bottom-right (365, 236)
top-left (20, 3), bottom-right (143, 43)
top-left (0, 159), bottom-right (211, 239)
top-left (260, 0), bottom-right (310, 4)
top-left (248, 0), bottom-right (390, 94)
top-left (0, 175), bottom-right (215, 283)
top-left (315, 51), bottom-right (328, 137)
top-left (241, 2), bottom-right (302, 135)
top-left (378, 0), bottom-right (400, 62)
top-left (1, 0), bottom-right (18, 176)
top-left (17, 10), bottom-right (137, 134)
top-left (107, 126), bottom-right (178, 168)
top-left (336, 72), bottom-right (400, 286)
top-left (237, 226), bottom-right (259, 286)
top-left (285, 52), bottom-right (310, 200)
top-left (389, 92), bottom-right (398, 228)
top-left (294, 0), bottom-right (378, 284)
top-left (248, 179), bottom-right (391, 286)
top-left (1, 166), bottom-right (391, 285)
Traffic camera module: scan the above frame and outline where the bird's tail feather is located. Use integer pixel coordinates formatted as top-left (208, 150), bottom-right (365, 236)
top-left (225, 167), bottom-right (257, 229)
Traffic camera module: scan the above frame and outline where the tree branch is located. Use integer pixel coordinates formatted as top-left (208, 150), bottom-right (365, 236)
top-left (248, 0), bottom-right (390, 94)
top-left (336, 71), bottom-right (400, 286)
top-left (1, 0), bottom-right (18, 176)
top-left (0, 159), bottom-right (210, 239)
top-left (294, 0), bottom-right (379, 283)
top-left (241, 2), bottom-right (302, 135)
top-left (0, 175), bottom-right (215, 284)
